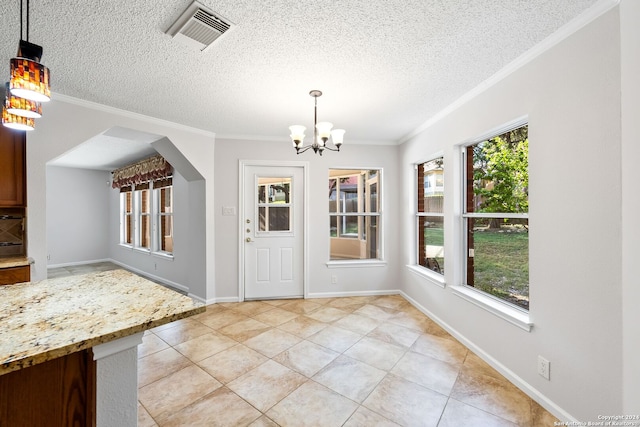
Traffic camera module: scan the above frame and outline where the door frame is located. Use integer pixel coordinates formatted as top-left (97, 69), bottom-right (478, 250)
top-left (238, 160), bottom-right (309, 302)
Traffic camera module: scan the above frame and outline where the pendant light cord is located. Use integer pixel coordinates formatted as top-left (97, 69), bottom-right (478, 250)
top-left (18, 0), bottom-right (29, 41)
top-left (20, 0), bottom-right (23, 40)
top-left (26, 0), bottom-right (30, 41)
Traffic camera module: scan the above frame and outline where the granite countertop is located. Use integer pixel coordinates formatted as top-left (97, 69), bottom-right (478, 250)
top-left (0, 256), bottom-right (33, 269)
top-left (0, 269), bottom-right (204, 375)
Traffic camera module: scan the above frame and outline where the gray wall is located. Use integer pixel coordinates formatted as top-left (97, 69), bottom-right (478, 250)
top-left (46, 166), bottom-right (111, 265)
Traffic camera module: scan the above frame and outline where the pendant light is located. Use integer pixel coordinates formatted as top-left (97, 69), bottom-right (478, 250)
top-left (289, 90), bottom-right (345, 156)
top-left (9, 0), bottom-right (51, 103)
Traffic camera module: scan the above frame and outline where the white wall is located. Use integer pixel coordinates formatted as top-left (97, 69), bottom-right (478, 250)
top-left (399, 6), bottom-right (623, 422)
top-left (214, 138), bottom-right (399, 301)
top-left (620, 0), bottom-right (640, 416)
top-left (107, 170), bottom-right (204, 295)
top-left (27, 99), bottom-right (215, 301)
top-left (46, 166), bottom-right (111, 265)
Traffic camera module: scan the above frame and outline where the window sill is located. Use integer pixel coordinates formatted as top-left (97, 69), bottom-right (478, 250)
top-left (152, 251), bottom-right (174, 260)
top-left (406, 265), bottom-right (445, 288)
top-left (326, 260), bottom-right (386, 268)
top-left (450, 285), bottom-right (533, 332)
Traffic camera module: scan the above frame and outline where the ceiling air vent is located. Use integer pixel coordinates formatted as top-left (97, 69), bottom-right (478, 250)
top-left (166, 1), bottom-right (233, 51)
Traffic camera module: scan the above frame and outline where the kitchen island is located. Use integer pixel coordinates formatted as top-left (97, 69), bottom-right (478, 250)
top-left (0, 269), bottom-right (204, 426)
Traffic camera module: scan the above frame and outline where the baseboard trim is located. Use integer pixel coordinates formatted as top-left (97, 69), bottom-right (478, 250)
top-left (399, 290), bottom-right (578, 422)
top-left (47, 258), bottom-right (112, 269)
top-left (307, 289), bottom-right (400, 299)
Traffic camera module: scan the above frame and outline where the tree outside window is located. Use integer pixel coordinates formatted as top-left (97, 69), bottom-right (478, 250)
top-left (464, 124), bottom-right (529, 310)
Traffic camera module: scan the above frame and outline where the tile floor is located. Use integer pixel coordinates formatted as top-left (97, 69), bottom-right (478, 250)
top-left (49, 263), bottom-right (559, 426)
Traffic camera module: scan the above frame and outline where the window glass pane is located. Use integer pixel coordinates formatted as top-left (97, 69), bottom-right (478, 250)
top-left (268, 207), bottom-right (290, 231)
top-left (125, 192), bottom-right (132, 213)
top-left (470, 127), bottom-right (528, 214)
top-left (258, 207), bottom-right (266, 231)
top-left (329, 178), bottom-right (337, 213)
top-left (258, 184), bottom-right (267, 204)
top-left (160, 187), bottom-right (171, 213)
top-left (418, 216), bottom-right (444, 274)
top-left (160, 215), bottom-right (173, 252)
top-left (125, 214), bottom-right (132, 244)
top-left (140, 189), bottom-right (150, 214)
top-left (467, 217), bottom-right (529, 309)
top-left (140, 215), bottom-right (150, 249)
top-left (329, 169), bottom-right (382, 261)
top-left (420, 158), bottom-right (444, 214)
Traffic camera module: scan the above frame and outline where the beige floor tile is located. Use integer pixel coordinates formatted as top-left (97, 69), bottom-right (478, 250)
top-left (343, 406), bottom-right (400, 427)
top-left (153, 320), bottom-right (213, 346)
top-left (197, 344), bottom-right (268, 384)
top-left (386, 310), bottom-right (433, 334)
top-left (138, 332), bottom-right (170, 358)
top-left (198, 310), bottom-right (250, 330)
top-left (219, 318), bottom-right (271, 341)
top-left (279, 299), bottom-right (323, 314)
top-left (160, 387), bottom-right (262, 427)
top-left (262, 299), bottom-right (291, 306)
top-left (462, 351), bottom-right (505, 380)
top-left (313, 355), bottom-right (386, 403)
top-left (450, 371), bottom-right (533, 425)
top-left (353, 304), bottom-right (398, 320)
top-left (439, 398), bottom-right (518, 427)
top-left (243, 328), bottom-right (302, 358)
top-left (306, 306), bottom-right (349, 323)
top-left (333, 313), bottom-right (382, 335)
top-left (138, 347), bottom-right (192, 387)
top-left (371, 295), bottom-right (411, 310)
top-left (137, 402), bottom-right (158, 427)
top-left (411, 333), bottom-right (469, 366)
top-left (266, 380), bottom-right (359, 427)
top-left (363, 374), bottom-right (448, 426)
top-left (391, 351), bottom-right (460, 395)
top-left (151, 316), bottom-right (195, 333)
top-left (229, 300), bottom-right (275, 316)
top-left (139, 365), bottom-right (222, 421)
top-left (248, 415), bottom-right (280, 427)
top-left (273, 340), bottom-right (339, 377)
top-left (228, 360), bottom-right (307, 412)
top-left (326, 298), bottom-right (366, 312)
top-left (531, 400), bottom-right (561, 427)
top-left (367, 322), bottom-right (420, 349)
top-left (344, 337), bottom-right (406, 371)
top-left (308, 325), bottom-right (363, 352)
top-left (306, 297), bottom-right (333, 305)
top-left (252, 307), bottom-right (300, 326)
top-left (174, 331), bottom-right (237, 362)
top-left (278, 315), bottom-right (328, 338)
top-left (189, 303), bottom-right (227, 321)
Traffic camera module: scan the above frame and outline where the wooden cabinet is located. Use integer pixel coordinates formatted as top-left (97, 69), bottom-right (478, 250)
top-left (0, 350), bottom-right (96, 427)
top-left (0, 126), bottom-right (26, 207)
top-left (0, 265), bottom-right (30, 285)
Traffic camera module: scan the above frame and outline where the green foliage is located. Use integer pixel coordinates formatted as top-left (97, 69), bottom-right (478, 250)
top-left (474, 127), bottom-right (529, 214)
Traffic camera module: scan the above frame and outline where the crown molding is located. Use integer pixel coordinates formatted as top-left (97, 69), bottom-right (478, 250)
top-left (399, 0), bottom-right (620, 144)
top-left (52, 93), bottom-right (217, 138)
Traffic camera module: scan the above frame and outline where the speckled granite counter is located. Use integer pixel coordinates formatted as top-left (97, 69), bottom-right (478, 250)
top-left (0, 256), bottom-right (33, 269)
top-left (0, 269), bottom-right (204, 375)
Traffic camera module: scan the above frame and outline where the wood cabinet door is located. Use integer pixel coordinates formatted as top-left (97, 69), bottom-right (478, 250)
top-left (0, 126), bottom-right (26, 207)
top-left (0, 265), bottom-right (30, 285)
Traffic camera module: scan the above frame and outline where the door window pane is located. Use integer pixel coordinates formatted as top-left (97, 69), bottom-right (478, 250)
top-left (257, 177), bottom-right (292, 233)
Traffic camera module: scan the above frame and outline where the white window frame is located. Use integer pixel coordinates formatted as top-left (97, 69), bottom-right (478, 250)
top-left (119, 180), bottom-right (174, 258)
top-left (327, 168), bottom-right (384, 266)
top-left (415, 156), bottom-right (445, 286)
top-left (154, 184), bottom-right (174, 255)
top-left (451, 117), bottom-right (532, 332)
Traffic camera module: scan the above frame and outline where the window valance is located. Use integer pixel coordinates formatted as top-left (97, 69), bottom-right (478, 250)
top-left (112, 154), bottom-right (173, 189)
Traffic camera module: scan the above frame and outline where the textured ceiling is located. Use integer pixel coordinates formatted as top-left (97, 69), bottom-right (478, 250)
top-left (1, 0), bottom-right (598, 146)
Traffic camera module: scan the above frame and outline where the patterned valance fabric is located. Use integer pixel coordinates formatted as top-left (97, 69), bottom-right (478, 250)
top-left (111, 154), bottom-right (173, 189)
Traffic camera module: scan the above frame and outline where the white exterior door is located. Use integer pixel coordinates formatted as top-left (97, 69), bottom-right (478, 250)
top-left (243, 165), bottom-right (304, 300)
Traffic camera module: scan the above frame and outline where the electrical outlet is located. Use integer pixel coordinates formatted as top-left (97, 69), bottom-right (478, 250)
top-left (538, 355), bottom-right (550, 380)
top-left (331, 275), bottom-right (337, 284)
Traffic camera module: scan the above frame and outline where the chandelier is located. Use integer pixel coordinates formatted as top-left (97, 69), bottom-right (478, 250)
top-left (2, 0), bottom-right (51, 131)
top-left (289, 90), bottom-right (345, 156)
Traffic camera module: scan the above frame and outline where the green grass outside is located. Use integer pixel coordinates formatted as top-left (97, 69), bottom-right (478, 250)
top-left (424, 226), bottom-right (529, 309)
top-left (473, 229), bottom-right (529, 309)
